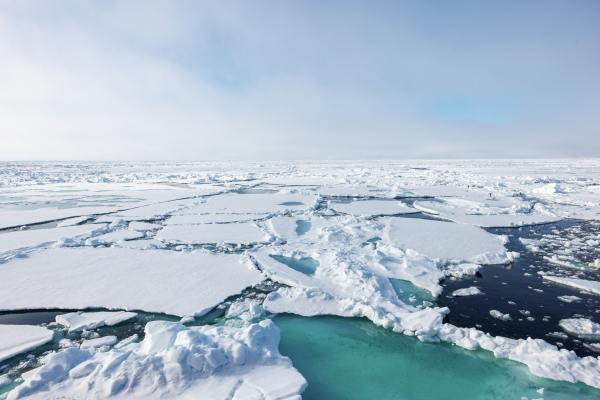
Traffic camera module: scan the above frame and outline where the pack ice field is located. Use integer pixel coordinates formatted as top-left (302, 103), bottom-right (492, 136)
top-left (1, 160), bottom-right (600, 399)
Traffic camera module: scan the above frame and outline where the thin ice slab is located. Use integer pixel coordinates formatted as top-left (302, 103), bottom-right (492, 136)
top-left (543, 275), bottom-right (600, 296)
top-left (0, 325), bottom-right (53, 362)
top-left (56, 311), bottom-right (138, 332)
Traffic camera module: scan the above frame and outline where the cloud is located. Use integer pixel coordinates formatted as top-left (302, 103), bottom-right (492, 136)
top-left (0, 1), bottom-right (599, 160)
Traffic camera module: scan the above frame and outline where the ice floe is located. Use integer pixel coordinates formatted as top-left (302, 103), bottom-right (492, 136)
top-left (7, 320), bottom-right (306, 400)
top-left (173, 192), bottom-right (318, 215)
top-left (489, 310), bottom-right (512, 321)
top-left (55, 311), bottom-right (138, 332)
top-left (559, 318), bottom-right (600, 340)
top-left (383, 217), bottom-right (510, 264)
top-left (0, 325), bottom-right (54, 363)
top-left (156, 222), bottom-right (271, 245)
top-left (0, 247), bottom-right (264, 316)
top-left (542, 276), bottom-right (600, 296)
top-left (328, 199), bottom-right (417, 217)
top-left (439, 324), bottom-right (600, 389)
top-left (452, 287), bottom-right (483, 297)
top-left (557, 295), bottom-right (582, 303)
top-left (0, 224), bottom-right (106, 261)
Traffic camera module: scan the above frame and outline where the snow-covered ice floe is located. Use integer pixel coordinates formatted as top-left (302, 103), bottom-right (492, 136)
top-left (0, 247), bottom-right (264, 316)
top-left (0, 325), bottom-right (54, 363)
top-left (7, 320), bottom-right (305, 400)
top-left (452, 287), bottom-right (483, 297)
top-left (382, 217), bottom-right (511, 264)
top-left (559, 318), bottom-right (600, 340)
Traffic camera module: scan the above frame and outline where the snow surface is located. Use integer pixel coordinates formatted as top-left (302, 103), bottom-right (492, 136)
top-left (8, 320), bottom-right (306, 400)
top-left (412, 197), bottom-right (558, 228)
top-left (90, 229), bottom-right (145, 244)
top-left (329, 199), bottom-right (417, 217)
top-left (0, 325), bottom-right (54, 362)
top-left (173, 192), bottom-right (318, 215)
top-left (0, 247), bottom-right (264, 316)
top-left (383, 217), bottom-right (509, 264)
top-left (156, 222), bottom-right (270, 245)
top-left (0, 224), bottom-right (106, 259)
top-left (56, 311), bottom-right (138, 332)
top-left (166, 213), bottom-right (265, 225)
top-left (127, 221), bottom-right (162, 231)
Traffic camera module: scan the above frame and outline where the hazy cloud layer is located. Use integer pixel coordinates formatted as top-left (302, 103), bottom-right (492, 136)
top-left (1, 1), bottom-right (599, 160)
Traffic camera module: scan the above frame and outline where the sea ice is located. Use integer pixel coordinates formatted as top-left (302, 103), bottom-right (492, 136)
top-left (559, 318), bottom-right (600, 340)
top-left (329, 199), bottom-right (417, 217)
top-left (0, 224), bottom-right (105, 255)
top-left (166, 213), bottom-right (266, 225)
top-left (173, 192), bottom-right (318, 215)
top-left (489, 310), bottom-right (512, 321)
top-left (557, 295), bottom-right (582, 303)
top-left (452, 287), bottom-right (483, 297)
top-left (0, 325), bottom-right (54, 362)
top-left (7, 320), bottom-right (306, 400)
top-left (89, 229), bottom-right (145, 245)
top-left (56, 311), bottom-right (138, 332)
top-left (0, 247), bottom-right (264, 316)
top-left (4, 160), bottom-right (600, 394)
top-left (156, 222), bottom-right (270, 245)
top-left (80, 335), bottom-right (117, 349)
top-left (0, 182), bottom-right (213, 229)
top-left (413, 197), bottom-right (558, 228)
top-left (383, 217), bottom-right (509, 264)
top-left (439, 323), bottom-right (600, 389)
top-left (542, 276), bottom-right (600, 296)
top-left (444, 263), bottom-right (481, 279)
top-left (127, 221), bottom-right (162, 231)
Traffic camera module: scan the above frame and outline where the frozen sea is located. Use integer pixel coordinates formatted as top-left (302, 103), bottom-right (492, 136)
top-left (1, 160), bottom-right (600, 399)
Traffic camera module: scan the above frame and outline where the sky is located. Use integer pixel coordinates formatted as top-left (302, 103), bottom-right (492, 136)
top-left (1, 0), bottom-right (599, 160)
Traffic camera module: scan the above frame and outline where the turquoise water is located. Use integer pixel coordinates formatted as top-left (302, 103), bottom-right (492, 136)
top-left (295, 220), bottom-right (312, 236)
top-left (275, 315), bottom-right (600, 400)
top-left (270, 255), bottom-right (319, 275)
top-left (389, 278), bottom-right (435, 306)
